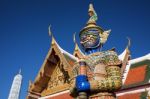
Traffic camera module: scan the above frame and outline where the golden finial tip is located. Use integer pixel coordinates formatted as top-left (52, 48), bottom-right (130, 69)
top-left (89, 4), bottom-right (94, 12)
top-left (87, 3), bottom-right (98, 24)
top-left (48, 25), bottom-right (52, 36)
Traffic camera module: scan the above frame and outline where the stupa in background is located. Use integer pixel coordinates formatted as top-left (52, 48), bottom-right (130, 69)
top-left (8, 69), bottom-right (22, 99)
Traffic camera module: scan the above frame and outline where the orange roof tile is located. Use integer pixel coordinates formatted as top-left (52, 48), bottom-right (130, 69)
top-left (118, 93), bottom-right (141, 99)
top-left (124, 65), bottom-right (147, 86)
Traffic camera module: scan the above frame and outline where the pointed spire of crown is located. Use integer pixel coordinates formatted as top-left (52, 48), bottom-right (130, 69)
top-left (87, 3), bottom-right (98, 25)
top-left (88, 4), bottom-right (94, 12)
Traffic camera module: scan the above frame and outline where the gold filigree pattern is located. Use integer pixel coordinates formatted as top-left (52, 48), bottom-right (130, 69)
top-left (90, 66), bottom-right (122, 92)
top-left (48, 65), bottom-right (65, 89)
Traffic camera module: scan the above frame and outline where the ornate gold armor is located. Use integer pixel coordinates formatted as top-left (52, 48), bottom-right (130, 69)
top-left (71, 50), bottom-right (122, 99)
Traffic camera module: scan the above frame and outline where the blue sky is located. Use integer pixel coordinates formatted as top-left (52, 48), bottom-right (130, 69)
top-left (0, 0), bottom-right (150, 98)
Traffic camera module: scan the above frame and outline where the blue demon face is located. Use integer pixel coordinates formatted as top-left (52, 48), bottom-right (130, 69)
top-left (80, 28), bottom-right (100, 49)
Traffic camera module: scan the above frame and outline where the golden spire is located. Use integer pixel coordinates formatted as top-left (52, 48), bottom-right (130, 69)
top-left (88, 4), bottom-right (94, 12)
top-left (87, 3), bottom-right (98, 24)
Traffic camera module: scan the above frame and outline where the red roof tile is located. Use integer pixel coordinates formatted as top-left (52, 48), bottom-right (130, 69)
top-left (124, 65), bottom-right (147, 85)
top-left (118, 93), bottom-right (141, 99)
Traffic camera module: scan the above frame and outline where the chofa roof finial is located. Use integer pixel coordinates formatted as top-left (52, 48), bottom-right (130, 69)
top-left (48, 25), bottom-right (52, 37)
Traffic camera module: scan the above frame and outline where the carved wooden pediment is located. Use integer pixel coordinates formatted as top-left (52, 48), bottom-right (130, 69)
top-left (49, 63), bottom-right (66, 88)
top-left (27, 37), bottom-right (77, 98)
top-left (41, 62), bottom-right (70, 96)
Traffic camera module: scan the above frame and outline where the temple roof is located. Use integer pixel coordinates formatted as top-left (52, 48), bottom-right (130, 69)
top-left (52, 37), bottom-right (78, 61)
top-left (121, 53), bottom-right (150, 88)
top-left (118, 92), bottom-right (146, 99)
top-left (123, 54), bottom-right (150, 84)
top-left (28, 37), bottom-right (78, 96)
